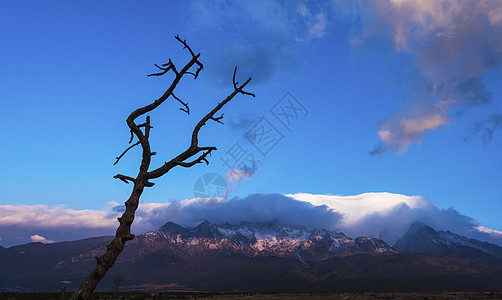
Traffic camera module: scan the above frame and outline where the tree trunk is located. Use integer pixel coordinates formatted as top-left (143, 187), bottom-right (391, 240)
top-left (70, 183), bottom-right (144, 300)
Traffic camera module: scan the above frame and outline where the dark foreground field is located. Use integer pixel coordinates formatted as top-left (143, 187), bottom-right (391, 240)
top-left (1, 292), bottom-right (502, 300)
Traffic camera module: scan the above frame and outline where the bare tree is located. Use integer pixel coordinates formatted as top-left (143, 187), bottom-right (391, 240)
top-left (70, 35), bottom-right (254, 299)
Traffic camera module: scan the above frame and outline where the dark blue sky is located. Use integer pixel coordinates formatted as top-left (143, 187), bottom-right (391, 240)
top-left (1, 1), bottom-right (501, 247)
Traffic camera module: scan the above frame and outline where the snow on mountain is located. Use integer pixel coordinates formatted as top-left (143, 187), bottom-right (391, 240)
top-left (154, 220), bottom-right (395, 263)
top-left (394, 221), bottom-right (502, 262)
top-left (3, 221), bottom-right (502, 293)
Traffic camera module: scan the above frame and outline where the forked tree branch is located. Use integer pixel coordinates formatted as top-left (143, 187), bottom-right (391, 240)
top-left (210, 113), bottom-right (225, 124)
top-left (172, 93), bottom-right (189, 114)
top-left (114, 116), bottom-right (153, 165)
top-left (70, 36), bottom-right (253, 300)
top-left (114, 141), bottom-right (140, 165)
top-left (113, 174), bottom-right (136, 184)
top-left (145, 67), bottom-right (254, 180)
top-left (175, 146), bottom-right (216, 167)
top-left (175, 35), bottom-right (203, 79)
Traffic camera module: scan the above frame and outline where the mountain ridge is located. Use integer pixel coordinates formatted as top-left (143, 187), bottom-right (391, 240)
top-left (1, 221), bottom-right (502, 293)
top-left (394, 221), bottom-right (502, 262)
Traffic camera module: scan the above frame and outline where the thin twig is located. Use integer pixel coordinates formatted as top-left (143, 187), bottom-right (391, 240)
top-left (172, 93), bottom-right (189, 114)
top-left (210, 113), bottom-right (224, 124)
top-left (113, 174), bottom-right (136, 184)
top-left (114, 141), bottom-right (140, 165)
top-left (175, 147), bottom-right (216, 167)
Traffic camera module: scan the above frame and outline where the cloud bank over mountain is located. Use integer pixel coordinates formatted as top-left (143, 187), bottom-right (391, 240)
top-left (288, 192), bottom-right (500, 245)
top-left (1, 192), bottom-right (501, 247)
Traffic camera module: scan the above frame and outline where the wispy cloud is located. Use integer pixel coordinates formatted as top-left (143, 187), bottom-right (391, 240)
top-left (295, 2), bottom-right (328, 39)
top-left (227, 113), bottom-right (260, 134)
top-left (225, 162), bottom-right (260, 194)
top-left (371, 107), bottom-right (450, 155)
top-left (309, 12), bottom-right (328, 38)
top-left (466, 113), bottom-right (502, 143)
top-left (351, 0), bottom-right (502, 154)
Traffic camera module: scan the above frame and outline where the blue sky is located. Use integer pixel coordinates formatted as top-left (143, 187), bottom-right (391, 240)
top-left (1, 0), bottom-right (501, 247)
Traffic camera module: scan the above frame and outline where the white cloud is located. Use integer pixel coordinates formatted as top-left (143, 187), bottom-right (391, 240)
top-left (137, 202), bottom-right (172, 214)
top-left (0, 204), bottom-right (119, 229)
top-left (0, 204), bottom-right (149, 247)
top-left (30, 234), bottom-right (54, 244)
top-left (287, 192), bottom-right (430, 227)
top-left (136, 192), bottom-right (502, 246)
top-left (2, 193), bottom-right (501, 247)
top-left (134, 194), bottom-right (342, 231)
top-left (106, 201), bottom-right (120, 208)
top-left (289, 192), bottom-right (502, 246)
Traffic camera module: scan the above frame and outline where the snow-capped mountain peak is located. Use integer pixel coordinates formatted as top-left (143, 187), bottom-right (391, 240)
top-left (394, 221), bottom-right (502, 261)
top-left (155, 220), bottom-right (395, 263)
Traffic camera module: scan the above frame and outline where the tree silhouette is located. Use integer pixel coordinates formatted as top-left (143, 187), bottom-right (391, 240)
top-left (70, 35), bottom-right (254, 299)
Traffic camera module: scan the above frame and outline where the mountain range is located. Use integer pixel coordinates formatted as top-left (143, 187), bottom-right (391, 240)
top-left (394, 222), bottom-right (502, 262)
top-left (1, 221), bottom-right (502, 293)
